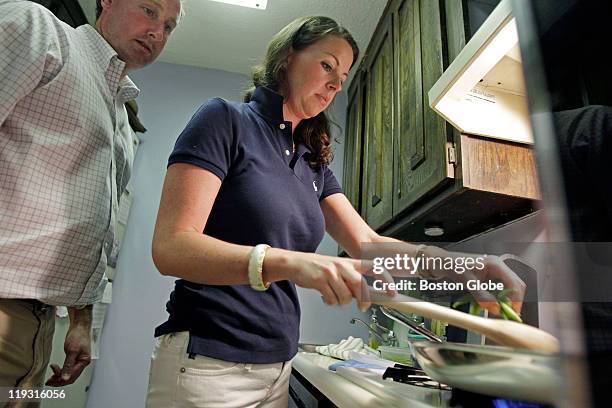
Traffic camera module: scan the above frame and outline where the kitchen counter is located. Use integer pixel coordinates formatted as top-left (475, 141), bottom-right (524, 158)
top-left (292, 351), bottom-right (449, 408)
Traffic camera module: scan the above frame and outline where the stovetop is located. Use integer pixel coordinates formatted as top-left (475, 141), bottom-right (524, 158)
top-left (381, 364), bottom-right (556, 408)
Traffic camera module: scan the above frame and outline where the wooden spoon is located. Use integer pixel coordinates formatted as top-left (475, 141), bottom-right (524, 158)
top-left (370, 291), bottom-right (560, 353)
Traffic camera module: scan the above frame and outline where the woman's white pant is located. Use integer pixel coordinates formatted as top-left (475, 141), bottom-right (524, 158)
top-left (146, 332), bottom-right (292, 408)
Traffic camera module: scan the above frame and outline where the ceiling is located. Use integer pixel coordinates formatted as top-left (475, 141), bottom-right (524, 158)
top-left (79, 0), bottom-right (389, 86)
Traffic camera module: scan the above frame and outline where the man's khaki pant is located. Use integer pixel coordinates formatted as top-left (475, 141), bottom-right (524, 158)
top-left (0, 299), bottom-right (55, 408)
top-left (146, 331), bottom-right (292, 408)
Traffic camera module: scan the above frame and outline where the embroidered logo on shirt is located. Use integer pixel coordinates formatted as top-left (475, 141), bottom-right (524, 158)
top-left (313, 181), bottom-right (318, 192)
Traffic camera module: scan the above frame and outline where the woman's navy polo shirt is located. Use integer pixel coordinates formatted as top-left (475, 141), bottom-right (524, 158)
top-left (154, 86), bottom-right (343, 363)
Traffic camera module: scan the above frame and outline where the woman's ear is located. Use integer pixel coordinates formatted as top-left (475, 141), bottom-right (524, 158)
top-left (100, 0), bottom-right (113, 11)
top-left (285, 47), bottom-right (295, 64)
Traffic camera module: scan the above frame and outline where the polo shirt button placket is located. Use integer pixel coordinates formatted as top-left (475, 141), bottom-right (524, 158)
top-left (279, 123), bottom-right (292, 160)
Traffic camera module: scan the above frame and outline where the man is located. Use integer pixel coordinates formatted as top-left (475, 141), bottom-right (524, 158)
top-left (0, 0), bottom-right (182, 397)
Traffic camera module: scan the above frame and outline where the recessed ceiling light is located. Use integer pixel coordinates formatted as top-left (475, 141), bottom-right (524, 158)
top-left (208, 0), bottom-right (267, 10)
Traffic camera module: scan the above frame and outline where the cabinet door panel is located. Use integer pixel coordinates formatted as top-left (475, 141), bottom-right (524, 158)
top-left (362, 20), bottom-right (394, 230)
top-left (393, 0), bottom-right (452, 216)
top-left (342, 81), bottom-right (364, 213)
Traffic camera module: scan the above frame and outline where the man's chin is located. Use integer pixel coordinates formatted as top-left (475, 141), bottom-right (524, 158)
top-left (118, 50), bottom-right (156, 71)
top-left (125, 57), bottom-right (155, 72)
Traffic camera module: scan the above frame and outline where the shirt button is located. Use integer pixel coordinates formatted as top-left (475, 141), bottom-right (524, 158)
top-left (279, 123), bottom-right (286, 130)
top-left (284, 149), bottom-right (291, 156)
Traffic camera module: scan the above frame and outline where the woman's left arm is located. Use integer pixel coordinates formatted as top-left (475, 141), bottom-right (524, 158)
top-left (320, 193), bottom-right (417, 258)
top-left (320, 193), bottom-right (526, 314)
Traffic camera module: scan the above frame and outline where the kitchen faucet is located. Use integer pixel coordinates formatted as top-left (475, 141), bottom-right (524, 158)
top-left (379, 306), bottom-right (444, 343)
top-left (350, 313), bottom-right (397, 346)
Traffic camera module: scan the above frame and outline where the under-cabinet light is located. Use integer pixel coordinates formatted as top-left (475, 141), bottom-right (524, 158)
top-left (424, 226), bottom-right (445, 237)
top-left (207, 0), bottom-right (267, 10)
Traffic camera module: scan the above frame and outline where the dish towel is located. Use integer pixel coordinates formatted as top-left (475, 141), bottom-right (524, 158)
top-left (315, 336), bottom-right (378, 360)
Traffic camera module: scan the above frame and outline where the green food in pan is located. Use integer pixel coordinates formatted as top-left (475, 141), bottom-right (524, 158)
top-left (452, 288), bottom-right (523, 323)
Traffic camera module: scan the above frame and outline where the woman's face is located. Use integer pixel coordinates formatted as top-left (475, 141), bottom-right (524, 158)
top-left (282, 35), bottom-right (354, 124)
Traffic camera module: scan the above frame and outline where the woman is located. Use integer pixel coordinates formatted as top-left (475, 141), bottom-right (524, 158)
top-left (146, 16), bottom-right (525, 407)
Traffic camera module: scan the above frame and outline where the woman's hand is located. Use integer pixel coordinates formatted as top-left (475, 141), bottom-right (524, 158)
top-left (463, 254), bottom-right (526, 315)
top-left (263, 249), bottom-right (396, 312)
top-left (420, 246), bottom-right (526, 315)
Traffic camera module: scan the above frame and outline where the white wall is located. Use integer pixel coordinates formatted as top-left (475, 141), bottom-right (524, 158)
top-left (85, 62), bottom-right (367, 408)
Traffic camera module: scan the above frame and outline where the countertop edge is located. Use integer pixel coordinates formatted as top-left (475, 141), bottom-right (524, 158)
top-left (292, 352), bottom-right (381, 407)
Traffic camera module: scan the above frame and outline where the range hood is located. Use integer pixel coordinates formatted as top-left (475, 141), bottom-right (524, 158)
top-left (428, 0), bottom-right (531, 144)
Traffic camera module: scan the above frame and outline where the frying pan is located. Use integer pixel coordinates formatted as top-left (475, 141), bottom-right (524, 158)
top-left (370, 291), bottom-right (561, 403)
top-left (410, 341), bottom-right (561, 404)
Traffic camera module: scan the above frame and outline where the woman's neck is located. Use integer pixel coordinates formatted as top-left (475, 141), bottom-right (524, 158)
top-left (282, 104), bottom-right (301, 134)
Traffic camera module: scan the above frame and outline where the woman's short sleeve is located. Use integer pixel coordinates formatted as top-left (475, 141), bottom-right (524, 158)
top-left (168, 98), bottom-right (234, 182)
top-left (320, 166), bottom-right (343, 201)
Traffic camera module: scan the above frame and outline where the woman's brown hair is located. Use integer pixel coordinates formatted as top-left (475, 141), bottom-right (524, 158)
top-left (244, 16), bottom-right (359, 168)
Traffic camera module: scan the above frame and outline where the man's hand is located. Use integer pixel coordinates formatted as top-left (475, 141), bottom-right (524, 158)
top-left (45, 306), bottom-right (92, 387)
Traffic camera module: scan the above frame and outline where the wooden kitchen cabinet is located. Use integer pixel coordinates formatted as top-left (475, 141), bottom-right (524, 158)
top-left (341, 0), bottom-right (539, 244)
top-left (351, 0), bottom-right (455, 232)
top-left (393, 0), bottom-right (451, 216)
top-left (360, 14), bottom-right (395, 230)
top-left (342, 79), bottom-right (364, 213)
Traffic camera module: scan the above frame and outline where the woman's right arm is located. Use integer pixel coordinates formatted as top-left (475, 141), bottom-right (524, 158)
top-left (151, 163), bottom-right (375, 309)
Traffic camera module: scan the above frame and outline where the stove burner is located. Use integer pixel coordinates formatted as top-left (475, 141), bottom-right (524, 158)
top-left (381, 364), bottom-right (555, 406)
top-left (450, 388), bottom-right (556, 407)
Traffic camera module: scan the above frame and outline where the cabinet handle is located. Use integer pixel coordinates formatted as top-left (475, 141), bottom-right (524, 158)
top-left (372, 194), bottom-right (382, 207)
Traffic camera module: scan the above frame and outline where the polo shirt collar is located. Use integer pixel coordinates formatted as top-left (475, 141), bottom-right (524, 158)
top-left (76, 25), bottom-right (140, 102)
top-left (249, 87), bottom-right (313, 155)
top-left (249, 86), bottom-right (285, 124)
top-left (295, 143), bottom-right (311, 158)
